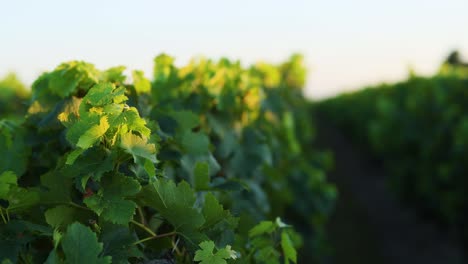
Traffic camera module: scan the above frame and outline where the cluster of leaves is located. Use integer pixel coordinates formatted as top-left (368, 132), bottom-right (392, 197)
top-left (317, 62), bottom-right (468, 243)
top-left (0, 73), bottom-right (30, 120)
top-left (0, 55), bottom-right (335, 263)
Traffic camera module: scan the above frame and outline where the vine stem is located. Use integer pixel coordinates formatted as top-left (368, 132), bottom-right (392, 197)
top-left (130, 220), bottom-right (156, 236)
top-left (48, 202), bottom-right (161, 239)
top-left (42, 201), bottom-right (92, 211)
top-left (132, 231), bottom-right (177, 245)
top-left (137, 206), bottom-right (146, 226)
top-left (0, 208), bottom-right (7, 224)
top-left (68, 202), bottom-right (93, 211)
top-left (172, 237), bottom-right (183, 256)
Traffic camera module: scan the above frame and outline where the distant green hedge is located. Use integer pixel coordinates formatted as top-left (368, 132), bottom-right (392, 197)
top-left (318, 64), bottom-right (468, 244)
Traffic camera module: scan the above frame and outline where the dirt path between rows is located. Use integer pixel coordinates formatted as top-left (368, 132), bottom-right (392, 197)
top-left (313, 113), bottom-right (462, 264)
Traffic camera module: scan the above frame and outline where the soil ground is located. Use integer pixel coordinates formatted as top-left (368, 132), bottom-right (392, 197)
top-left (314, 112), bottom-right (462, 264)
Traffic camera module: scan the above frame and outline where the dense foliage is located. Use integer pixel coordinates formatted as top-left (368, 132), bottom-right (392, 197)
top-left (318, 63), bottom-right (468, 246)
top-left (0, 55), bottom-right (335, 263)
top-left (0, 73), bottom-right (30, 120)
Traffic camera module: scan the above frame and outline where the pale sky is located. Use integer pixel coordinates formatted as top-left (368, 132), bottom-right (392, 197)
top-left (1, 0), bottom-right (467, 99)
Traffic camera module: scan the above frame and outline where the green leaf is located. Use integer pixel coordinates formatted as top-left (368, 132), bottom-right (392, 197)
top-left (45, 206), bottom-right (81, 229)
top-left (202, 193), bottom-right (232, 229)
top-left (109, 86), bottom-right (128, 104)
top-left (170, 110), bottom-right (199, 131)
top-left (5, 187), bottom-right (40, 212)
top-left (81, 82), bottom-right (115, 107)
top-left (120, 133), bottom-right (157, 163)
top-left (255, 245), bottom-right (280, 264)
top-left (61, 148), bottom-right (114, 183)
top-left (88, 197), bottom-right (136, 225)
top-left (111, 107), bottom-right (151, 137)
top-left (0, 171), bottom-right (16, 199)
top-left (201, 196), bottom-right (238, 248)
top-left (153, 54), bottom-right (175, 82)
top-left (181, 131), bottom-right (210, 155)
top-left (139, 179), bottom-right (205, 235)
top-left (65, 148), bottom-right (85, 165)
top-left (47, 61), bottom-right (100, 98)
top-left (57, 97), bottom-right (83, 128)
top-left (180, 153), bottom-right (221, 182)
top-left (79, 83), bottom-right (127, 113)
top-left (61, 222), bottom-right (111, 264)
top-left (0, 174), bottom-right (40, 213)
top-left (275, 217), bottom-right (291, 228)
top-left (249, 221), bottom-right (275, 238)
top-left (44, 249), bottom-right (62, 264)
top-left (44, 229), bottom-right (63, 263)
top-left (0, 221), bottom-right (50, 263)
top-left (281, 231), bottom-right (297, 264)
top-left (194, 240), bottom-right (237, 264)
top-left (53, 229), bottom-right (62, 248)
top-left (40, 171), bottom-right (73, 203)
top-left (0, 122), bottom-right (30, 176)
top-left (143, 159), bottom-right (156, 178)
top-left (282, 111), bottom-right (300, 155)
top-left (101, 66), bottom-right (126, 84)
top-left (76, 116), bottom-right (110, 149)
top-left (194, 162), bottom-right (210, 190)
top-left (84, 173), bottom-right (140, 225)
top-left (100, 223), bottom-right (140, 263)
top-left (66, 114), bottom-right (101, 146)
top-left (132, 70), bottom-right (151, 94)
